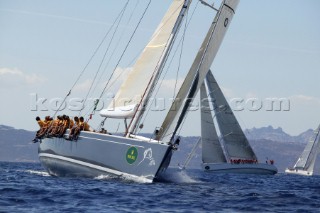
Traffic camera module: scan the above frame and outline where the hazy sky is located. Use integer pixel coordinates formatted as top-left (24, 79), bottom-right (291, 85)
top-left (1, 0), bottom-right (319, 137)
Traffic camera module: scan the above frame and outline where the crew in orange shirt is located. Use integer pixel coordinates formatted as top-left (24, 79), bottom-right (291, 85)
top-left (80, 116), bottom-right (91, 131)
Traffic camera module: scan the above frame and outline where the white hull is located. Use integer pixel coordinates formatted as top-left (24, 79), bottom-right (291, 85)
top-left (202, 163), bottom-right (278, 175)
top-left (285, 168), bottom-right (313, 176)
top-left (38, 131), bottom-right (173, 183)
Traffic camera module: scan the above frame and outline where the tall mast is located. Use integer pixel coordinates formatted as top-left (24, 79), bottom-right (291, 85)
top-left (156, 0), bottom-right (240, 143)
top-left (127, 0), bottom-right (192, 135)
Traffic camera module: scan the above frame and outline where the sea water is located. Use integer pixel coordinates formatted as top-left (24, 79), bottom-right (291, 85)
top-left (0, 162), bottom-right (319, 212)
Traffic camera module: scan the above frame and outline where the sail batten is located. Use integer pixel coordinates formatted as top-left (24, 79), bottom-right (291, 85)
top-left (157, 0), bottom-right (240, 142)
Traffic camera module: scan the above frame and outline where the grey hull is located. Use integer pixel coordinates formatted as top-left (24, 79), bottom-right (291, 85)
top-left (38, 131), bottom-right (172, 183)
top-left (202, 163), bottom-right (278, 175)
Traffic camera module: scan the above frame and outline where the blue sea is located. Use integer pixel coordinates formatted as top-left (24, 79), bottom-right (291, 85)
top-left (1, 162), bottom-right (319, 212)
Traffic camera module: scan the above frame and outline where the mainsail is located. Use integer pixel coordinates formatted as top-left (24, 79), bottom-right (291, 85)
top-left (101, 0), bottom-right (192, 134)
top-left (294, 125), bottom-right (320, 172)
top-left (200, 83), bottom-right (227, 163)
top-left (205, 71), bottom-right (257, 160)
top-left (157, 0), bottom-right (240, 142)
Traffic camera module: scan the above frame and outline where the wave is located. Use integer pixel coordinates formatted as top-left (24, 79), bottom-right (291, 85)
top-left (93, 174), bottom-right (114, 180)
top-left (24, 170), bottom-right (50, 177)
top-left (159, 168), bottom-right (201, 183)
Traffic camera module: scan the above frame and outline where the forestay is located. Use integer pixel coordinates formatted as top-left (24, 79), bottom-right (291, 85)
top-left (157, 0), bottom-right (240, 142)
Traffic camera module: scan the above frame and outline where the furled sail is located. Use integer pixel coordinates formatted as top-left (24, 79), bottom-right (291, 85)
top-left (205, 71), bottom-right (257, 160)
top-left (157, 0), bottom-right (240, 142)
top-left (294, 125), bottom-right (320, 172)
top-left (101, 0), bottom-right (192, 122)
top-left (200, 82), bottom-right (227, 163)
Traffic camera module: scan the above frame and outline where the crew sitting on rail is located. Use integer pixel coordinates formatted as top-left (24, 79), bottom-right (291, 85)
top-left (68, 116), bottom-right (79, 140)
top-left (48, 116), bottom-right (64, 137)
top-left (230, 159), bottom-right (258, 164)
top-left (67, 116), bottom-right (93, 141)
top-left (37, 116), bottom-right (52, 136)
top-left (32, 115), bottom-right (93, 142)
top-left (57, 115), bottom-right (71, 137)
top-left (32, 116), bottom-right (46, 142)
top-left (79, 116), bottom-right (91, 131)
top-left (69, 116), bottom-right (74, 129)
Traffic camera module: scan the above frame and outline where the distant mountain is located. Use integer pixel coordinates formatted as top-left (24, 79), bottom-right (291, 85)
top-left (0, 124), bottom-right (319, 173)
top-left (244, 125), bottom-right (314, 144)
top-left (0, 125), bottom-right (38, 162)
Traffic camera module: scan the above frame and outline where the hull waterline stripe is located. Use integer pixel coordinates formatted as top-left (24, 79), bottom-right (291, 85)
top-left (39, 153), bottom-right (153, 183)
top-left (202, 164), bottom-right (277, 173)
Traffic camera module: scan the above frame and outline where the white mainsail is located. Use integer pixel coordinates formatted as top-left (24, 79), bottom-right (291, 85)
top-left (294, 125), bottom-right (320, 172)
top-left (200, 82), bottom-right (227, 163)
top-left (101, 0), bottom-right (192, 131)
top-left (205, 71), bottom-right (257, 160)
top-left (157, 0), bottom-right (240, 142)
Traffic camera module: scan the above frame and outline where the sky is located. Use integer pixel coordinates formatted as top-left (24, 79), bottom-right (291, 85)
top-left (0, 0), bottom-right (320, 137)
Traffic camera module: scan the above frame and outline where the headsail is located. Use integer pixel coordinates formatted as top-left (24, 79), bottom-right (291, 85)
top-left (101, 0), bottom-right (192, 131)
top-left (200, 82), bottom-right (227, 163)
top-left (205, 71), bottom-right (257, 160)
top-left (156, 0), bottom-right (240, 142)
top-left (294, 125), bottom-right (320, 172)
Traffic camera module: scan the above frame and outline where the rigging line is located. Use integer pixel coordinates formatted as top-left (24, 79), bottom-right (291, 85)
top-left (159, 108), bottom-right (188, 140)
top-left (172, 9), bottom-right (189, 99)
top-left (100, 2), bottom-right (187, 107)
top-left (169, 2), bottom-right (224, 142)
top-left (135, 50), bottom-right (177, 135)
top-left (136, 1), bottom-right (200, 134)
top-left (177, 110), bottom-right (188, 136)
top-left (107, 0), bottom-right (188, 94)
top-left (135, 26), bottom-right (185, 135)
top-left (98, 0), bottom-right (152, 101)
top-left (90, 0), bottom-right (140, 98)
top-left (83, 0), bottom-right (148, 122)
top-left (96, 1), bottom-right (189, 121)
top-left (126, 1), bottom-right (190, 134)
top-left (80, 0), bottom-right (130, 116)
top-left (50, 1), bottom-right (131, 120)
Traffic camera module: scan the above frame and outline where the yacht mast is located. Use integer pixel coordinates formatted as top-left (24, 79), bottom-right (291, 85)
top-left (156, 0), bottom-right (240, 143)
top-left (127, 0), bottom-right (193, 136)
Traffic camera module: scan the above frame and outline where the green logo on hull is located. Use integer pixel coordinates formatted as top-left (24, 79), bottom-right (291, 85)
top-left (126, 147), bottom-right (138, 164)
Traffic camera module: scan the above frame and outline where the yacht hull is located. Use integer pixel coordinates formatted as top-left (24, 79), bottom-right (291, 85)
top-left (202, 163), bottom-right (278, 175)
top-left (285, 168), bottom-right (312, 176)
top-left (38, 131), bottom-right (172, 183)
